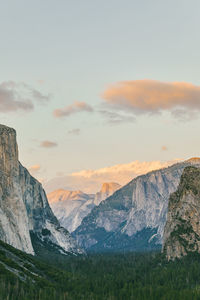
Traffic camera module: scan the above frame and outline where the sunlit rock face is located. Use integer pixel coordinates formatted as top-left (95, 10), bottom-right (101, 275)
top-left (163, 166), bottom-right (200, 260)
top-left (94, 183), bottom-right (121, 206)
top-left (48, 183), bottom-right (121, 233)
top-left (74, 159), bottom-right (200, 252)
top-left (0, 124), bottom-right (82, 255)
top-left (0, 125), bottom-right (34, 254)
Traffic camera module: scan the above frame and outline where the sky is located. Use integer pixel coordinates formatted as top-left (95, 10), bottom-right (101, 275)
top-left (1, 0), bottom-right (200, 193)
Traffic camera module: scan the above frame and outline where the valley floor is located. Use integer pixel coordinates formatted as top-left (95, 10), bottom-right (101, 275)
top-left (1, 241), bottom-right (200, 300)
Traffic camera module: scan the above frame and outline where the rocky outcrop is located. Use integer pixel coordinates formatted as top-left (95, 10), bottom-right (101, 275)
top-left (48, 183), bottom-right (121, 233)
top-left (94, 183), bottom-right (121, 206)
top-left (0, 124), bottom-right (82, 255)
top-left (163, 166), bottom-right (200, 260)
top-left (73, 159), bottom-right (200, 252)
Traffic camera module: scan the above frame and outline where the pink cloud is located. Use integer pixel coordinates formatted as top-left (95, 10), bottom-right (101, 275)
top-left (53, 101), bottom-right (93, 118)
top-left (44, 159), bottom-right (181, 194)
top-left (28, 164), bottom-right (41, 174)
top-left (102, 80), bottom-right (200, 118)
top-left (40, 140), bottom-right (58, 148)
top-left (161, 146), bottom-right (168, 151)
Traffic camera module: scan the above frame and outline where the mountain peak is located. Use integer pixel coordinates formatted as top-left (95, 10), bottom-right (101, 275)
top-left (48, 189), bottom-right (89, 204)
top-left (94, 182), bottom-right (121, 206)
top-left (100, 182), bottom-right (121, 194)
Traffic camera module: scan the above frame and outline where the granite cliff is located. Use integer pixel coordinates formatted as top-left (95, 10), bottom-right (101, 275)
top-left (163, 166), bottom-right (200, 260)
top-left (74, 159), bottom-right (200, 252)
top-left (0, 124), bottom-right (81, 255)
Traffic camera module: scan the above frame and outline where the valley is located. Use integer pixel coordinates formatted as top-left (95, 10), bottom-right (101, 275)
top-left (1, 125), bottom-right (200, 299)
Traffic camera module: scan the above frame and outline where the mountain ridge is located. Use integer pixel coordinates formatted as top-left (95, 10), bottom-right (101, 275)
top-left (48, 182), bottom-right (121, 233)
top-left (73, 158), bottom-right (200, 252)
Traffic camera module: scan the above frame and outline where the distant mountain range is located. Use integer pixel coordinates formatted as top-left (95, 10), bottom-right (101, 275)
top-left (73, 158), bottom-right (200, 252)
top-left (1, 123), bottom-right (200, 258)
top-left (0, 124), bottom-right (82, 256)
top-left (48, 182), bottom-right (121, 232)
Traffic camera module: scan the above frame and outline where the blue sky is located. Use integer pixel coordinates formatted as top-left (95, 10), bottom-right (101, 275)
top-left (1, 0), bottom-right (200, 190)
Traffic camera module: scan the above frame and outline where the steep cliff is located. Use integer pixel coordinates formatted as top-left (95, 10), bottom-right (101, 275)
top-left (0, 124), bottom-right (81, 255)
top-left (74, 159), bottom-right (200, 252)
top-left (0, 125), bottom-right (33, 254)
top-left (163, 166), bottom-right (200, 260)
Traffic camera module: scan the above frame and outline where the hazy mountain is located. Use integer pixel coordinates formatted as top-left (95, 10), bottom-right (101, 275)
top-left (73, 158), bottom-right (200, 252)
top-left (0, 124), bottom-right (82, 255)
top-left (163, 166), bottom-right (200, 260)
top-left (48, 182), bottom-right (121, 233)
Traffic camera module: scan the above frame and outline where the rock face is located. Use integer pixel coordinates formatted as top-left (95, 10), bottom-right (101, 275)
top-left (0, 125), bottom-right (33, 254)
top-left (0, 124), bottom-right (81, 255)
top-left (163, 166), bottom-right (200, 260)
top-left (94, 183), bottom-right (121, 206)
top-left (48, 183), bottom-right (121, 233)
top-left (73, 159), bottom-right (200, 252)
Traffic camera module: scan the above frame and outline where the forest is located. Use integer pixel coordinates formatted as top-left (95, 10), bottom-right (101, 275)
top-left (1, 239), bottom-right (200, 300)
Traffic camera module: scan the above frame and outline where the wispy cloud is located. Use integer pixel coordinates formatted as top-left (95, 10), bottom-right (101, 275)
top-left (44, 159), bottom-right (180, 193)
top-left (102, 80), bottom-right (200, 120)
top-left (68, 128), bottom-right (81, 135)
top-left (99, 109), bottom-right (135, 124)
top-left (161, 146), bottom-right (168, 151)
top-left (0, 81), bottom-right (50, 113)
top-left (28, 164), bottom-right (41, 174)
top-left (53, 101), bottom-right (93, 118)
top-left (37, 80), bottom-right (45, 85)
top-left (40, 140), bottom-right (58, 148)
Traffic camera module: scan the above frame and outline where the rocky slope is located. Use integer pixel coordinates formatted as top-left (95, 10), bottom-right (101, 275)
top-left (163, 166), bottom-right (200, 260)
top-left (48, 183), bottom-right (121, 233)
top-left (73, 158), bottom-right (200, 252)
top-left (0, 124), bottom-right (81, 255)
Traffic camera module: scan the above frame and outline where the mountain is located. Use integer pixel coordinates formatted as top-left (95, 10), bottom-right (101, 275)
top-left (94, 182), bottom-right (121, 205)
top-left (0, 124), bottom-right (81, 255)
top-left (48, 190), bottom-right (95, 233)
top-left (163, 166), bottom-right (200, 260)
top-left (73, 158), bottom-right (200, 252)
top-left (48, 182), bottom-right (121, 233)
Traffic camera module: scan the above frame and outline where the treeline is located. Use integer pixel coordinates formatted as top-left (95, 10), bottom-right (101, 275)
top-left (1, 245), bottom-right (200, 299)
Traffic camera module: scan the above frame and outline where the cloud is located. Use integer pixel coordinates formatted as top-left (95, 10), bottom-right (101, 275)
top-left (29, 88), bottom-right (49, 103)
top-left (102, 80), bottom-right (200, 119)
top-left (44, 159), bottom-right (180, 194)
top-left (99, 109), bottom-right (135, 124)
top-left (40, 140), bottom-right (58, 148)
top-left (37, 80), bottom-right (45, 85)
top-left (0, 81), bottom-right (50, 113)
top-left (28, 164), bottom-right (41, 174)
top-left (68, 128), bottom-right (81, 135)
top-left (161, 146), bottom-right (168, 151)
top-left (53, 101), bottom-right (93, 118)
